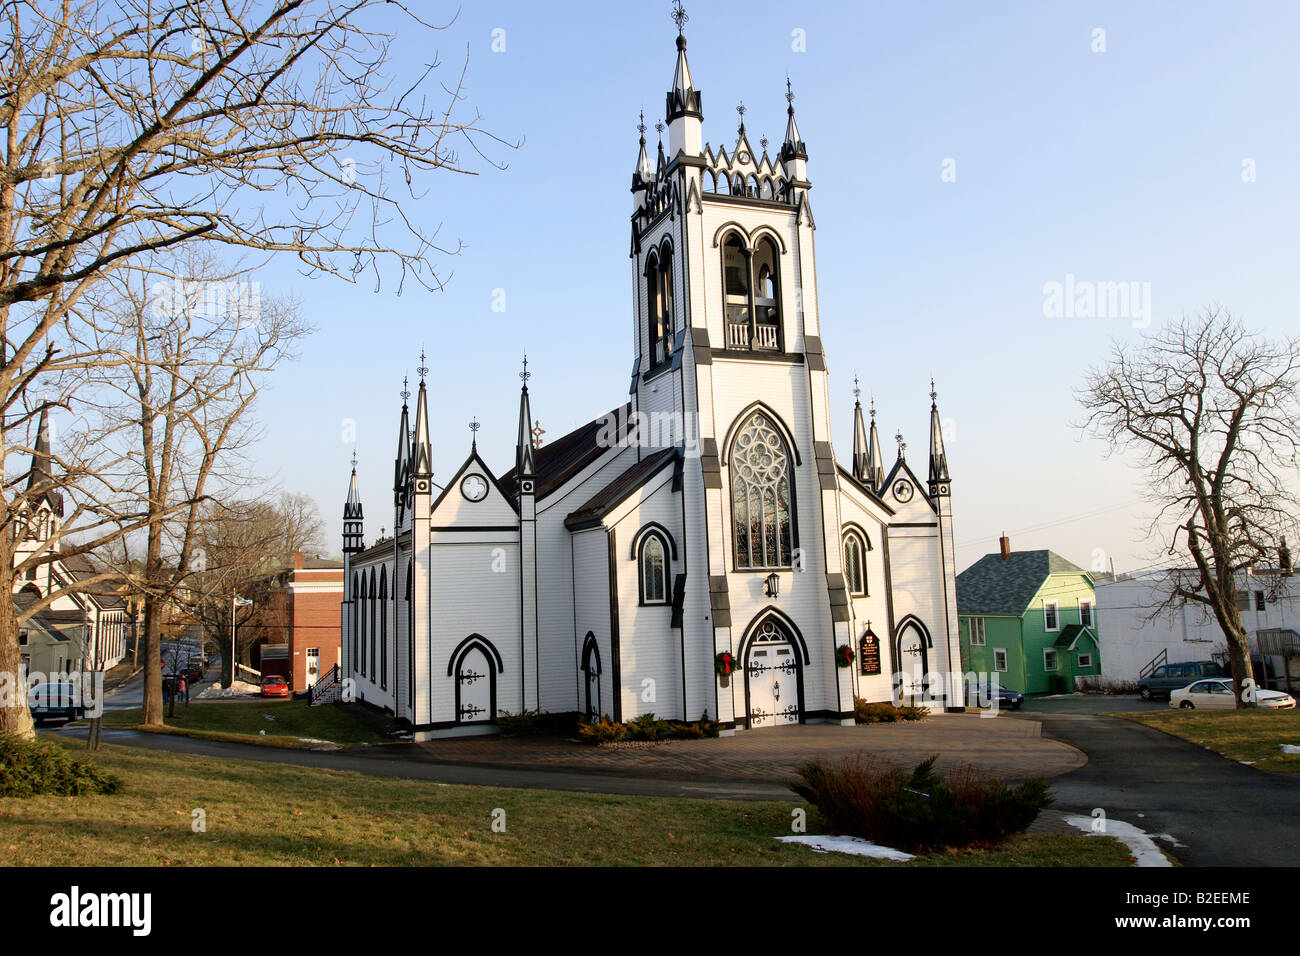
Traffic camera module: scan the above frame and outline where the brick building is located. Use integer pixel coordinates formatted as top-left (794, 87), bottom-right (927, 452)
top-left (245, 552), bottom-right (344, 691)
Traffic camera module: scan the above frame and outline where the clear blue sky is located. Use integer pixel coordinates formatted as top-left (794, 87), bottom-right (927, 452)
top-left (246, 0), bottom-right (1300, 573)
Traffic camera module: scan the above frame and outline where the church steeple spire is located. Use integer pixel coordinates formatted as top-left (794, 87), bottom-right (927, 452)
top-left (928, 378), bottom-right (951, 497)
top-left (780, 76), bottom-right (806, 162)
top-left (343, 450), bottom-right (364, 554)
top-left (665, 2), bottom-right (702, 158)
top-left (411, 351), bottom-right (432, 478)
top-left (516, 354), bottom-right (535, 478)
top-left (851, 376), bottom-right (869, 483)
top-left (25, 405), bottom-right (64, 517)
top-left (393, 375), bottom-right (411, 506)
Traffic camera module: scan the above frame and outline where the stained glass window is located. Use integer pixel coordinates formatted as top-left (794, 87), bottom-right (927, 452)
top-left (731, 412), bottom-right (794, 568)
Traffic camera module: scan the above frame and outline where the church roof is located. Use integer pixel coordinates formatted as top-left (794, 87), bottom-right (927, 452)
top-left (956, 550), bottom-right (1091, 617)
top-left (564, 448), bottom-right (678, 530)
top-left (502, 403), bottom-right (631, 501)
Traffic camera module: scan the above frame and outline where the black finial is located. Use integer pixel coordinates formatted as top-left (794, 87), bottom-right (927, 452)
top-left (869, 396), bottom-right (876, 420)
top-left (400, 374), bottom-right (410, 403)
top-left (930, 377), bottom-right (938, 406)
top-left (736, 101), bottom-right (746, 135)
top-left (417, 348), bottom-right (428, 383)
top-left (671, 0), bottom-right (688, 36)
top-left (350, 448), bottom-right (358, 470)
top-left (655, 120), bottom-right (665, 143)
top-left (520, 353), bottom-right (531, 387)
top-left (786, 75), bottom-right (795, 110)
top-left (638, 110), bottom-right (647, 142)
top-left (895, 430), bottom-right (906, 458)
top-left (760, 134), bottom-right (769, 152)
top-left (853, 374), bottom-right (861, 403)
top-left (469, 416), bottom-right (480, 449)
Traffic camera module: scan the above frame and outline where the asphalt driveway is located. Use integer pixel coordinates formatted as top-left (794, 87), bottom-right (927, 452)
top-left (1023, 710), bottom-right (1300, 866)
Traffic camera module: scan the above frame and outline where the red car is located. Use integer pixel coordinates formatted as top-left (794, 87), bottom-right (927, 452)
top-left (260, 675), bottom-right (289, 698)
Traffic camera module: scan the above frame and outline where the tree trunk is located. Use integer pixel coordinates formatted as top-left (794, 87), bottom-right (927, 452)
top-left (141, 593), bottom-right (164, 727)
top-left (1225, 623), bottom-right (1257, 708)
top-left (0, 546), bottom-right (35, 740)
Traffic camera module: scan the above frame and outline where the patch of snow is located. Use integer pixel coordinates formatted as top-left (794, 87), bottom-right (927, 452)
top-left (258, 729), bottom-right (266, 735)
top-left (1279, 744), bottom-right (1300, 754)
top-left (1065, 815), bottom-right (1171, 867)
top-left (1156, 833), bottom-right (1188, 849)
top-left (776, 834), bottom-right (914, 861)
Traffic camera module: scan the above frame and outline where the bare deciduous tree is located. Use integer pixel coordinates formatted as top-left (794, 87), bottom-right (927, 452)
top-left (0, 1), bottom-right (510, 738)
top-left (1080, 309), bottom-right (1300, 706)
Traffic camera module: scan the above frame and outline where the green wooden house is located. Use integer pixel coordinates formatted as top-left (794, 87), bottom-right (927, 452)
top-left (956, 540), bottom-right (1100, 695)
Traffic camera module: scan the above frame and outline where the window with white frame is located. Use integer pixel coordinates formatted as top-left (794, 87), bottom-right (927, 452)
top-left (1078, 598), bottom-right (1093, 628)
top-left (1043, 600), bottom-right (1059, 631)
top-left (969, 618), bottom-right (986, 646)
top-left (993, 648), bottom-right (1008, 672)
top-left (843, 532), bottom-right (867, 595)
top-left (1077, 653), bottom-right (1093, 669)
top-left (1043, 648), bottom-right (1059, 671)
top-left (640, 534), bottom-right (668, 605)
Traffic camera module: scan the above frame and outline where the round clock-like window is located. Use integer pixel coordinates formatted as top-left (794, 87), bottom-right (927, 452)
top-left (461, 474), bottom-right (488, 502)
top-left (892, 479), bottom-right (914, 503)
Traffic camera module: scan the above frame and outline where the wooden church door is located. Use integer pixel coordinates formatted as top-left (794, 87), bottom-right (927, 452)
top-left (456, 646), bottom-right (494, 723)
top-left (745, 620), bottom-right (801, 728)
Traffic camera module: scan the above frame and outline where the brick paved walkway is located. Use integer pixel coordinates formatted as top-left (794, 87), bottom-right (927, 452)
top-left (411, 713), bottom-right (1085, 784)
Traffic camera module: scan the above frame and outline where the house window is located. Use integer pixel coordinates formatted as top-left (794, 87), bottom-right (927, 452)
top-left (18, 630), bottom-right (28, 647)
top-left (843, 532), bottom-right (867, 596)
top-left (1078, 598), bottom-right (1093, 628)
top-left (993, 648), bottom-right (1008, 672)
top-left (1077, 653), bottom-right (1093, 669)
top-left (969, 618), bottom-right (986, 646)
top-left (1235, 590), bottom-right (1251, 611)
top-left (1043, 600), bottom-right (1059, 631)
top-left (1043, 648), bottom-right (1059, 671)
top-left (730, 412), bottom-right (795, 568)
top-left (1255, 591), bottom-right (1266, 612)
top-left (640, 534), bottom-right (668, 605)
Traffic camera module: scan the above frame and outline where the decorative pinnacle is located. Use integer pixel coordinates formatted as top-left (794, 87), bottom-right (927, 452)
top-left (350, 448), bottom-right (358, 470)
top-left (520, 353), bottom-right (531, 386)
top-left (671, 0), bottom-right (688, 36)
top-left (417, 348), bottom-right (428, 382)
top-left (853, 374), bottom-right (861, 403)
top-left (638, 110), bottom-right (646, 141)
top-left (895, 430), bottom-right (906, 457)
top-left (736, 101), bottom-right (746, 134)
top-left (400, 374), bottom-right (410, 403)
top-left (469, 417), bottom-right (480, 449)
top-left (930, 377), bottom-right (937, 405)
top-left (655, 120), bottom-right (665, 141)
top-left (870, 396), bottom-right (876, 420)
top-left (786, 75), bottom-right (795, 109)
top-left (760, 135), bottom-right (769, 152)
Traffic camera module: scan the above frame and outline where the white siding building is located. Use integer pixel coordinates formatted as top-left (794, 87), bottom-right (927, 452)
top-left (334, 20), bottom-right (963, 738)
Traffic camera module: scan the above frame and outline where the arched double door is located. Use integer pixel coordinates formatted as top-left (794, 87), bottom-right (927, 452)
top-left (742, 615), bottom-right (804, 728)
top-left (894, 616), bottom-right (931, 704)
top-left (448, 635), bottom-right (503, 725)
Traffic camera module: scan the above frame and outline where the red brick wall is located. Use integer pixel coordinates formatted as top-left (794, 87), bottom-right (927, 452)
top-left (287, 570), bottom-right (342, 691)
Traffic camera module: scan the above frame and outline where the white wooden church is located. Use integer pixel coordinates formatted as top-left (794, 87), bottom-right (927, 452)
top-left (336, 16), bottom-right (962, 738)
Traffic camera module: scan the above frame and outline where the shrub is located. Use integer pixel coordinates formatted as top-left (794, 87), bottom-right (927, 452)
top-left (576, 715), bottom-right (626, 744)
top-left (854, 698), bottom-right (929, 723)
top-left (625, 712), bottom-right (675, 742)
top-left (0, 735), bottom-right (121, 798)
top-left (675, 711), bottom-right (722, 739)
top-left (496, 710), bottom-right (545, 736)
top-left (790, 754), bottom-right (1052, 853)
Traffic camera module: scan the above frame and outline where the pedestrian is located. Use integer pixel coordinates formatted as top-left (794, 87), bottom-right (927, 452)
top-left (178, 676), bottom-right (188, 704)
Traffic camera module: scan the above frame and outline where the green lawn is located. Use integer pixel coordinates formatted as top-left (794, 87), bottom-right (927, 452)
top-left (100, 699), bottom-right (383, 749)
top-left (0, 740), bottom-right (1135, 867)
top-left (1114, 708), bottom-right (1300, 773)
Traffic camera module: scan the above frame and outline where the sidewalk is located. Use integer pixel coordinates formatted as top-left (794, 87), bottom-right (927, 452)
top-left (408, 713), bottom-right (1086, 785)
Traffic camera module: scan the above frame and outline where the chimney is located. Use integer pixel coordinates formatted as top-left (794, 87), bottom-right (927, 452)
top-left (999, 534), bottom-right (1011, 561)
top-left (293, 550), bottom-right (303, 571)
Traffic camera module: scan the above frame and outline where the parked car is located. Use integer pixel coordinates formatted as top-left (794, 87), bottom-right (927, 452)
top-left (966, 680), bottom-right (1024, 711)
top-left (1138, 661), bottom-right (1227, 700)
top-left (1171, 678), bottom-right (1296, 710)
top-left (28, 681), bottom-right (85, 725)
top-left (260, 675), bottom-right (289, 698)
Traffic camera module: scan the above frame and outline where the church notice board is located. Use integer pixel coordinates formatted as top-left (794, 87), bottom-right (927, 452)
top-left (859, 630), bottom-right (882, 676)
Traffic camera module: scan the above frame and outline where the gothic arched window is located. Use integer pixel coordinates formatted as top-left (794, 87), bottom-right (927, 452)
top-left (358, 572), bottom-right (367, 678)
top-left (722, 233), bottom-right (781, 352)
top-left (639, 533), bottom-right (668, 605)
top-left (843, 531), bottom-right (868, 596)
top-left (379, 565), bottom-right (388, 690)
top-left (369, 567), bottom-right (377, 679)
top-left (730, 411), bottom-right (795, 568)
top-left (722, 233), bottom-right (750, 348)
